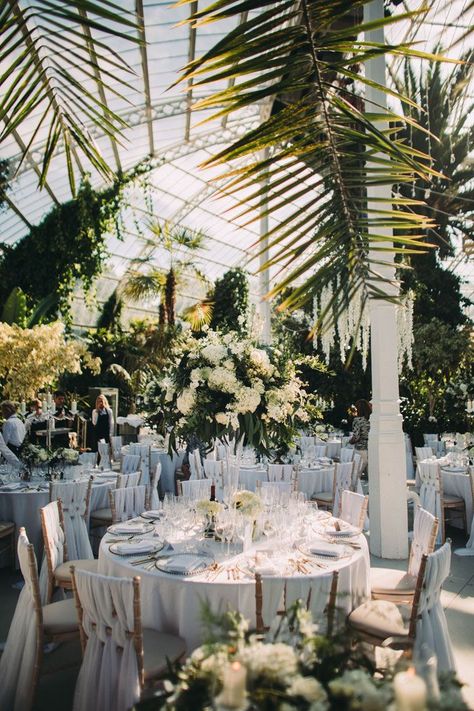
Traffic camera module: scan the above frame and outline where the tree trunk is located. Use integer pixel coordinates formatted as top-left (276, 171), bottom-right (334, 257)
top-left (165, 268), bottom-right (176, 326)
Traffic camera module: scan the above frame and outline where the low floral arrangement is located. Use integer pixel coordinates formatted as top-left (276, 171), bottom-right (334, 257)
top-left (196, 500), bottom-right (223, 518)
top-left (50, 447), bottom-right (80, 465)
top-left (21, 443), bottom-right (49, 466)
top-left (134, 604), bottom-right (467, 711)
top-left (146, 328), bottom-right (319, 454)
top-left (232, 490), bottom-right (262, 518)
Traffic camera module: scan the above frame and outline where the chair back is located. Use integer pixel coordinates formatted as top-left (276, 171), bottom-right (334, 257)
top-left (313, 444), bottom-right (327, 458)
top-left (298, 436), bottom-right (315, 451)
top-left (0, 528), bottom-right (43, 711)
top-left (149, 462), bottom-right (162, 509)
top-left (135, 444), bottom-right (151, 485)
top-left (418, 461), bottom-right (443, 544)
top-left (40, 500), bottom-right (66, 602)
top-left (79, 451), bottom-right (97, 467)
top-left (414, 541), bottom-right (455, 672)
top-left (408, 506), bottom-right (438, 578)
top-left (116, 471), bottom-right (142, 488)
top-left (49, 479), bottom-right (93, 560)
top-left (180, 478), bottom-right (212, 500)
top-left (333, 461), bottom-right (355, 517)
top-left (267, 463), bottom-right (293, 482)
top-left (415, 446), bottom-right (433, 462)
top-left (122, 453), bottom-right (141, 474)
top-left (111, 435), bottom-right (123, 461)
top-left (97, 442), bottom-right (111, 469)
top-left (109, 485), bottom-right (147, 522)
top-left (70, 568), bottom-right (143, 711)
top-left (189, 449), bottom-right (203, 480)
top-left (339, 447), bottom-right (355, 463)
top-left (326, 441), bottom-right (342, 459)
top-left (423, 433), bottom-right (438, 446)
top-left (204, 459), bottom-right (223, 479)
top-left (255, 571), bottom-right (339, 636)
top-left (340, 490), bottom-right (368, 530)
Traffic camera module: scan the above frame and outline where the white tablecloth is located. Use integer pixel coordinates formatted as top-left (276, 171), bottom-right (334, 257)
top-left (122, 446), bottom-right (185, 493)
top-left (298, 467), bottom-right (335, 498)
top-left (416, 463), bottom-right (473, 531)
top-left (238, 467), bottom-right (267, 491)
top-left (99, 513), bottom-right (370, 650)
top-left (0, 476), bottom-right (113, 562)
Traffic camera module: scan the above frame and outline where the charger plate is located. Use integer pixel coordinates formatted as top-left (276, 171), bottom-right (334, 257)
top-left (156, 552), bottom-right (214, 576)
top-left (109, 540), bottom-right (164, 556)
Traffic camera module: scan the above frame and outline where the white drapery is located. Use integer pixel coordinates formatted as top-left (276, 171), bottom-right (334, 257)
top-left (333, 462), bottom-right (355, 518)
top-left (418, 462), bottom-right (443, 545)
top-left (340, 490), bottom-right (367, 529)
top-left (149, 462), bottom-right (162, 510)
top-left (39, 500), bottom-right (65, 602)
top-left (181, 479), bottom-right (212, 500)
top-left (111, 486), bottom-right (147, 521)
top-left (122, 453), bottom-right (141, 474)
top-left (415, 542), bottom-right (456, 672)
top-left (339, 447), bottom-right (355, 463)
top-left (267, 464), bottom-right (293, 482)
top-left (98, 442), bottom-right (111, 470)
top-left (50, 480), bottom-right (93, 560)
top-left (409, 507), bottom-right (437, 577)
top-left (0, 529), bottom-right (39, 711)
top-left (72, 569), bottom-right (140, 711)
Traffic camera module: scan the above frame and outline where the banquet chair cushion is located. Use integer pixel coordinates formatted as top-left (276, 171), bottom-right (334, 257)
top-left (312, 491), bottom-right (333, 502)
top-left (443, 495), bottom-right (464, 505)
top-left (348, 599), bottom-right (410, 639)
top-left (370, 568), bottom-right (417, 599)
top-left (142, 628), bottom-right (186, 679)
top-left (42, 597), bottom-right (79, 635)
top-left (90, 507), bottom-right (113, 522)
top-left (54, 558), bottom-right (98, 583)
top-left (0, 521), bottom-right (15, 536)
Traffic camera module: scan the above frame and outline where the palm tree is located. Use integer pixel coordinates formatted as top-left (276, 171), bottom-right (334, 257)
top-left (122, 220), bottom-right (211, 328)
top-left (1, 1), bottom-right (139, 193)
top-left (174, 0), bottom-right (451, 327)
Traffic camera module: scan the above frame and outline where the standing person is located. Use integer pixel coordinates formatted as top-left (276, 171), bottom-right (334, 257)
top-left (91, 394), bottom-right (114, 451)
top-left (349, 399), bottom-right (371, 477)
top-left (25, 398), bottom-right (49, 444)
top-left (1, 401), bottom-right (26, 456)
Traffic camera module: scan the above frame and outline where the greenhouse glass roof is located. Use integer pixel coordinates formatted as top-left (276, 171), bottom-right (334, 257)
top-left (1, 0), bottom-right (473, 326)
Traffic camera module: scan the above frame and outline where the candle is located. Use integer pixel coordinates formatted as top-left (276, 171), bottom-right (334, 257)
top-left (393, 668), bottom-right (427, 711)
top-left (20, 400), bottom-right (26, 416)
top-left (218, 661), bottom-right (247, 709)
top-left (71, 400), bottom-right (78, 415)
top-left (47, 392), bottom-right (52, 406)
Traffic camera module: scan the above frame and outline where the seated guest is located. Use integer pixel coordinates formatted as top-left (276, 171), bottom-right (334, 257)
top-left (25, 398), bottom-right (49, 444)
top-left (52, 390), bottom-right (74, 448)
top-left (0, 432), bottom-right (20, 464)
top-left (91, 394), bottom-right (114, 452)
top-left (1, 401), bottom-right (26, 456)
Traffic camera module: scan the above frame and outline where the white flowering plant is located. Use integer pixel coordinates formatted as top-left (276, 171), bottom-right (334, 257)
top-left (146, 328), bottom-right (315, 453)
top-left (195, 500), bottom-right (223, 517)
top-left (232, 489), bottom-right (262, 518)
top-left (138, 603), bottom-right (467, 711)
top-left (20, 443), bottom-right (50, 467)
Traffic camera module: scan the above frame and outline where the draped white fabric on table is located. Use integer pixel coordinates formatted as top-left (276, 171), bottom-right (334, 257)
top-left (99, 514), bottom-right (370, 650)
top-left (0, 476), bottom-right (114, 564)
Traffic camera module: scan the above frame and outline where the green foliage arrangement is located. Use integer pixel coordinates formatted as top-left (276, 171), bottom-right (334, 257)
top-left (210, 268), bottom-right (249, 335)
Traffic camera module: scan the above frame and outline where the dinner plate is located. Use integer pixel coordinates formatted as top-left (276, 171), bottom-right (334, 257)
top-left (107, 522), bottom-right (154, 535)
top-left (156, 552), bottom-right (214, 576)
top-left (297, 539), bottom-right (345, 560)
top-left (109, 540), bottom-right (164, 556)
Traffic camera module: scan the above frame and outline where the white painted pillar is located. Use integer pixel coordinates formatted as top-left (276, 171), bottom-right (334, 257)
top-left (365, 0), bottom-right (408, 558)
top-left (259, 148), bottom-right (271, 344)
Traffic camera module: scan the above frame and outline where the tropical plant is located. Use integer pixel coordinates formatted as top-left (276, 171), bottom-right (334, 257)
top-left (210, 268), bottom-right (249, 334)
top-left (174, 0), bottom-right (447, 328)
top-left (1, 0), bottom-right (139, 192)
top-left (123, 220), bottom-right (209, 328)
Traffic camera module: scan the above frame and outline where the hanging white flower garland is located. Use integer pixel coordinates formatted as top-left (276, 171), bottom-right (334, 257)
top-left (313, 285), bottom-right (414, 372)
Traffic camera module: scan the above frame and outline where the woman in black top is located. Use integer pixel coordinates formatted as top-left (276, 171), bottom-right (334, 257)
top-left (91, 394), bottom-right (114, 451)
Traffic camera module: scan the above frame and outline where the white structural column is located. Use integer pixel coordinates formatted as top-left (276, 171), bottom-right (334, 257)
top-left (365, 0), bottom-right (408, 558)
top-left (259, 147), bottom-right (271, 344)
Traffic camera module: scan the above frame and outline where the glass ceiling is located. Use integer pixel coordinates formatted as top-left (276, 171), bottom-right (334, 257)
top-left (1, 0), bottom-right (473, 328)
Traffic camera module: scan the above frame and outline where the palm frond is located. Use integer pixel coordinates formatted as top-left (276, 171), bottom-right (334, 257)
top-left (181, 299), bottom-right (214, 329)
top-left (1, 0), bottom-right (140, 193)
top-left (122, 270), bottom-right (165, 302)
top-left (175, 0), bottom-right (447, 326)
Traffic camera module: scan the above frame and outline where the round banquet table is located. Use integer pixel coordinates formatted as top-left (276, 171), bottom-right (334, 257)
top-left (0, 472), bottom-right (115, 563)
top-left (99, 511), bottom-right (370, 651)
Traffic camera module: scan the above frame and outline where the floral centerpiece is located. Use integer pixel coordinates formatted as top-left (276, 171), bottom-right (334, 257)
top-left (138, 604), bottom-right (467, 711)
top-left (20, 443), bottom-right (49, 480)
top-left (232, 490), bottom-right (262, 519)
top-left (146, 328), bottom-right (317, 454)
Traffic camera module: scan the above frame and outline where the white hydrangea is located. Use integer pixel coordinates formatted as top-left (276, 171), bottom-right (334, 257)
top-left (329, 670), bottom-right (389, 711)
top-left (208, 366), bottom-right (238, 394)
top-left (289, 676), bottom-right (328, 706)
top-left (200, 343), bottom-right (227, 364)
top-left (239, 642), bottom-right (297, 682)
top-left (222, 358), bottom-right (235, 371)
top-left (233, 386), bottom-right (261, 414)
top-left (176, 388), bottom-right (195, 415)
top-left (215, 412), bottom-right (228, 425)
top-left (249, 348), bottom-right (274, 376)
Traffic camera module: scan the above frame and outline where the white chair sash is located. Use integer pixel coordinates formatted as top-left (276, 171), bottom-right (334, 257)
top-left (189, 449), bottom-right (203, 480)
top-left (98, 442), bottom-right (111, 469)
top-left (79, 452), bottom-right (97, 467)
top-left (333, 462), bottom-right (355, 518)
top-left (416, 446), bottom-right (434, 462)
top-left (267, 464), bottom-right (293, 482)
top-left (415, 542), bottom-right (455, 672)
top-left (181, 479), bottom-right (212, 500)
top-left (111, 486), bottom-right (147, 521)
top-left (0, 530), bottom-right (40, 711)
top-left (285, 573), bottom-right (335, 634)
top-left (313, 445), bottom-right (327, 458)
top-left (339, 447), bottom-right (355, 463)
top-left (73, 570), bottom-right (140, 711)
top-left (39, 500), bottom-right (65, 601)
top-left (149, 462), bottom-right (162, 509)
top-left (408, 507), bottom-right (437, 578)
top-left (136, 444), bottom-right (151, 485)
top-left (122, 453), bottom-right (140, 474)
top-left (340, 490), bottom-right (366, 529)
top-left (203, 459), bottom-right (223, 479)
top-left (50, 480), bottom-right (93, 560)
top-left (110, 436), bottom-right (123, 461)
top-left (418, 462), bottom-right (443, 545)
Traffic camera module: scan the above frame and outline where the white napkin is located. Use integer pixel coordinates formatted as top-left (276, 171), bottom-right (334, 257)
top-left (309, 541), bottom-right (344, 558)
top-left (110, 523), bottom-right (148, 534)
top-left (162, 555), bottom-right (203, 573)
top-left (141, 509), bottom-right (163, 519)
top-left (114, 540), bottom-right (157, 555)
